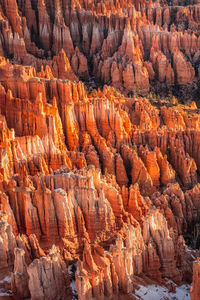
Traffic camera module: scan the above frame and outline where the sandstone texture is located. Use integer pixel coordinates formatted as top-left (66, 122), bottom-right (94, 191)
top-left (0, 0), bottom-right (199, 299)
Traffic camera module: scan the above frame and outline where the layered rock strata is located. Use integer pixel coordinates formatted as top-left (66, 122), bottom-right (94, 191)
top-left (0, 0), bottom-right (199, 299)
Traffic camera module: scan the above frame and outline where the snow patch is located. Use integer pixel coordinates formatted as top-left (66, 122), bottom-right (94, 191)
top-left (0, 277), bottom-right (11, 284)
top-left (0, 291), bottom-right (11, 297)
top-left (134, 284), bottom-right (191, 300)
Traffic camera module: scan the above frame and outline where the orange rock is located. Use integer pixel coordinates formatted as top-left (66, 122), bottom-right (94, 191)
top-left (11, 248), bottom-right (30, 299)
top-left (12, 245), bottom-right (71, 300)
top-left (173, 50), bottom-right (195, 84)
top-left (52, 49), bottom-right (78, 81)
top-left (190, 259), bottom-right (200, 300)
top-left (0, 1), bottom-right (200, 298)
top-left (0, 210), bottom-right (17, 271)
top-left (115, 153), bottom-right (129, 187)
top-left (143, 209), bottom-right (181, 283)
top-left (126, 183), bottom-right (149, 221)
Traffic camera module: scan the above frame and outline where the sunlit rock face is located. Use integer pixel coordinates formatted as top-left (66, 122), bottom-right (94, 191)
top-left (1, 0), bottom-right (200, 96)
top-left (0, 0), bottom-right (199, 299)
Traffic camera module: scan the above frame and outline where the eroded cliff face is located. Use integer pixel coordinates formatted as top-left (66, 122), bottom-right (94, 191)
top-left (0, 0), bottom-right (200, 96)
top-left (0, 74), bottom-right (199, 298)
top-left (0, 0), bottom-right (199, 299)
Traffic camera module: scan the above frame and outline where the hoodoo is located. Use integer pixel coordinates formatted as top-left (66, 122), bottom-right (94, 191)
top-left (0, 0), bottom-right (199, 299)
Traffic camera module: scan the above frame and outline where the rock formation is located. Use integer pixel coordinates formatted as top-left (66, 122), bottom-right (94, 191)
top-left (190, 259), bottom-right (200, 300)
top-left (0, 0), bottom-right (200, 96)
top-left (0, 0), bottom-right (199, 299)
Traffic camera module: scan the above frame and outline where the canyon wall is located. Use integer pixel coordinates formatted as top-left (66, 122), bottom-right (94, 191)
top-left (0, 0), bottom-right (199, 299)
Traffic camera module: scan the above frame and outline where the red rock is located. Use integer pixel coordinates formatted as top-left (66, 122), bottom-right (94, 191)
top-left (173, 50), bottom-right (195, 84)
top-left (52, 49), bottom-right (78, 81)
top-left (155, 147), bottom-right (175, 185)
top-left (27, 245), bottom-right (71, 300)
top-left (115, 153), bottom-right (129, 187)
top-left (126, 183), bottom-right (149, 221)
top-left (37, 0), bottom-right (51, 51)
top-left (190, 259), bottom-right (200, 300)
top-left (143, 209), bottom-right (181, 282)
top-left (0, 210), bottom-right (16, 271)
top-left (12, 245), bottom-right (71, 300)
top-left (0, 1), bottom-right (200, 298)
top-left (111, 61), bottom-right (122, 89)
top-left (123, 63), bottom-right (135, 91)
top-left (11, 248), bottom-right (30, 299)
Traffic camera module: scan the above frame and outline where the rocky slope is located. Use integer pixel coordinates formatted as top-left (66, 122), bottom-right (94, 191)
top-left (0, 0), bottom-right (199, 299)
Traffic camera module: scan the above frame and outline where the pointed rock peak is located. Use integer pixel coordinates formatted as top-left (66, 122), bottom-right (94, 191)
top-left (6, 89), bottom-right (13, 100)
top-left (52, 96), bottom-right (57, 108)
